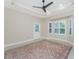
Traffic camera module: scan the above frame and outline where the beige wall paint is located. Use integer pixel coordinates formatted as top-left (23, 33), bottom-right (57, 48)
top-left (4, 8), bottom-right (42, 45)
top-left (5, 8), bottom-right (74, 46)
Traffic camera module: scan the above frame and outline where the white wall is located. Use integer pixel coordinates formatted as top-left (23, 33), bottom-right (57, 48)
top-left (5, 8), bottom-right (74, 47)
top-left (4, 8), bottom-right (42, 45)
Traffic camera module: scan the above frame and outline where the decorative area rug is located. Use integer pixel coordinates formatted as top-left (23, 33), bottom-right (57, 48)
top-left (5, 40), bottom-right (72, 59)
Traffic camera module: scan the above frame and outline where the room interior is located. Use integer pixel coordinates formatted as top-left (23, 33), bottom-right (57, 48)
top-left (4, 0), bottom-right (74, 59)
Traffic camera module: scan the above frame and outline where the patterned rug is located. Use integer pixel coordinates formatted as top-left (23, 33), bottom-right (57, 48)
top-left (5, 40), bottom-right (72, 59)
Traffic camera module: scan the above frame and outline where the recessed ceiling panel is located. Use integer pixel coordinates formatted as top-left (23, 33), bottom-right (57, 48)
top-left (5, 0), bottom-right (74, 18)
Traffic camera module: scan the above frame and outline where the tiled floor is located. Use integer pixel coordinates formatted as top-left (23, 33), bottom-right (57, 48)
top-left (5, 40), bottom-right (72, 59)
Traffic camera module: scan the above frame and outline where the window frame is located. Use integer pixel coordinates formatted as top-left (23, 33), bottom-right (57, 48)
top-left (68, 17), bottom-right (73, 36)
top-left (48, 20), bottom-right (66, 35)
top-left (54, 20), bottom-right (66, 35)
top-left (48, 21), bottom-right (53, 34)
top-left (34, 23), bottom-right (40, 33)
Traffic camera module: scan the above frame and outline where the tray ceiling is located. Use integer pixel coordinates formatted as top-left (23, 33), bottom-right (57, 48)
top-left (5, 0), bottom-right (74, 18)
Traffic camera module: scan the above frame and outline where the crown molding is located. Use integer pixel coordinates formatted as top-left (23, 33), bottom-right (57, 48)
top-left (4, 0), bottom-right (74, 18)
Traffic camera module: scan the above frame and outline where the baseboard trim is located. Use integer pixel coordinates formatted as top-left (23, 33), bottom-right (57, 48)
top-left (45, 37), bottom-right (73, 46)
top-left (5, 38), bottom-right (43, 51)
top-left (5, 37), bottom-right (73, 51)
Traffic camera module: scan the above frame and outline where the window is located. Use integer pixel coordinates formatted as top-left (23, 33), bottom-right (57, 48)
top-left (48, 22), bottom-right (53, 33)
top-left (68, 18), bottom-right (73, 35)
top-left (33, 23), bottom-right (40, 39)
top-left (54, 20), bottom-right (65, 35)
top-left (69, 19), bottom-right (72, 35)
top-left (48, 20), bottom-right (66, 35)
top-left (34, 23), bottom-right (40, 32)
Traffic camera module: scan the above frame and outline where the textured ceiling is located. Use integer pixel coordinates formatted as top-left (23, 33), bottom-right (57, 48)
top-left (4, 0), bottom-right (74, 18)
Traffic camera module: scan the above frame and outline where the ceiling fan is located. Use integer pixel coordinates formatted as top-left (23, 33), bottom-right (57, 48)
top-left (32, 0), bottom-right (53, 13)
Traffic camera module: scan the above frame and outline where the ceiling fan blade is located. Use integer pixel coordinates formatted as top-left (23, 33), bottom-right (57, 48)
top-left (32, 6), bottom-right (42, 8)
top-left (44, 2), bottom-right (53, 8)
top-left (43, 7), bottom-right (46, 12)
